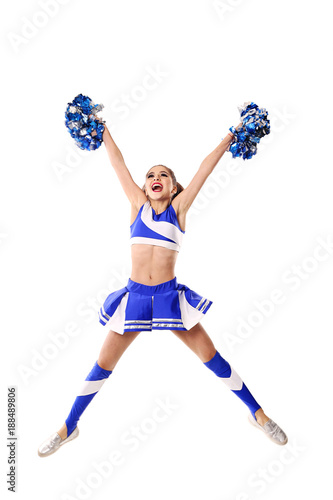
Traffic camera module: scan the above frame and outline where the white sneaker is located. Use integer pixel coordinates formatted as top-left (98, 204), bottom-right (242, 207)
top-left (38, 427), bottom-right (79, 457)
top-left (248, 413), bottom-right (288, 445)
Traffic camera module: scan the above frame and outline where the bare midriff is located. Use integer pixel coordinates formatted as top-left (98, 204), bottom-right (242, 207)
top-left (130, 244), bottom-right (178, 285)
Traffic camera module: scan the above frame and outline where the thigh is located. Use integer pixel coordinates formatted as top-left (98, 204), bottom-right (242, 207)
top-left (172, 322), bottom-right (216, 363)
top-left (98, 330), bottom-right (141, 371)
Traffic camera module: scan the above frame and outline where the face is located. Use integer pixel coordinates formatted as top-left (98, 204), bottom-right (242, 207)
top-left (145, 167), bottom-right (177, 200)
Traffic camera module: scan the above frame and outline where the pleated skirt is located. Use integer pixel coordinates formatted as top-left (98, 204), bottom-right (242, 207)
top-left (98, 277), bottom-right (213, 334)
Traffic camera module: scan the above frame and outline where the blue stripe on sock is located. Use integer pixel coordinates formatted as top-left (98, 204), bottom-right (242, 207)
top-left (65, 393), bottom-right (97, 436)
top-left (231, 384), bottom-right (261, 418)
top-left (204, 350), bottom-right (261, 418)
top-left (65, 361), bottom-right (112, 436)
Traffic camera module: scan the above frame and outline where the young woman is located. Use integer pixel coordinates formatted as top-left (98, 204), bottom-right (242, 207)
top-left (38, 121), bottom-right (287, 457)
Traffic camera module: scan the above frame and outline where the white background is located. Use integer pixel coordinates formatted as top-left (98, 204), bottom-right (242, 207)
top-left (1, 0), bottom-right (332, 499)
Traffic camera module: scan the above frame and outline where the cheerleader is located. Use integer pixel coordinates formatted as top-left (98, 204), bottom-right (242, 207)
top-left (38, 121), bottom-right (287, 457)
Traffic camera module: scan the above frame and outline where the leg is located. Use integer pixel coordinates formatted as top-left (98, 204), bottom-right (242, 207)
top-left (58, 329), bottom-right (141, 439)
top-left (172, 323), bottom-right (269, 425)
top-left (172, 321), bottom-right (216, 363)
top-left (98, 328), bottom-right (141, 371)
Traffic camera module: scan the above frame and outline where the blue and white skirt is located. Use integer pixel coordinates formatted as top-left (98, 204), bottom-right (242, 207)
top-left (98, 277), bottom-right (213, 334)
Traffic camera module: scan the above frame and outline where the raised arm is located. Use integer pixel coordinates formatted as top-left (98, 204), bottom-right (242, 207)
top-left (101, 124), bottom-right (147, 210)
top-left (173, 124), bottom-right (242, 214)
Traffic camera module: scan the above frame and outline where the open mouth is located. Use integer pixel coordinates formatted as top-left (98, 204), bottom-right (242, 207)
top-left (152, 182), bottom-right (163, 192)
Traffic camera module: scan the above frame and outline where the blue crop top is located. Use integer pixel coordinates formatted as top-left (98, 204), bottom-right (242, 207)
top-left (130, 200), bottom-right (185, 252)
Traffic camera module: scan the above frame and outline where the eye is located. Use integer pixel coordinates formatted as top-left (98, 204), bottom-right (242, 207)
top-left (161, 173), bottom-right (167, 177)
top-left (147, 173), bottom-right (154, 178)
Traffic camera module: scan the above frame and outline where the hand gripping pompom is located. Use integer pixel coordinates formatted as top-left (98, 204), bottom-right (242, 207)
top-left (64, 94), bottom-right (105, 151)
top-left (227, 102), bottom-right (270, 160)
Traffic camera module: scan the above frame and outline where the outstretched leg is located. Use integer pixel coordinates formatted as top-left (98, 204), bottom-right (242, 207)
top-left (58, 329), bottom-right (141, 439)
top-left (38, 330), bottom-right (141, 457)
top-left (172, 323), bottom-right (268, 424)
top-left (172, 323), bottom-right (287, 444)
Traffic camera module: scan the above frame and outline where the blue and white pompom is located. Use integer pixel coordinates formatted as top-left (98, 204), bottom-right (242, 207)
top-left (65, 94), bottom-right (105, 151)
top-left (228, 102), bottom-right (270, 160)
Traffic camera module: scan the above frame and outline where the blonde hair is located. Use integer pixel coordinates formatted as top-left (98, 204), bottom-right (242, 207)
top-left (143, 165), bottom-right (184, 201)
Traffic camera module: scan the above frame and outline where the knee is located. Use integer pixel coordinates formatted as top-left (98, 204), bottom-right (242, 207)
top-left (203, 350), bottom-right (231, 377)
top-left (97, 357), bottom-right (115, 372)
top-left (202, 348), bottom-right (217, 364)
